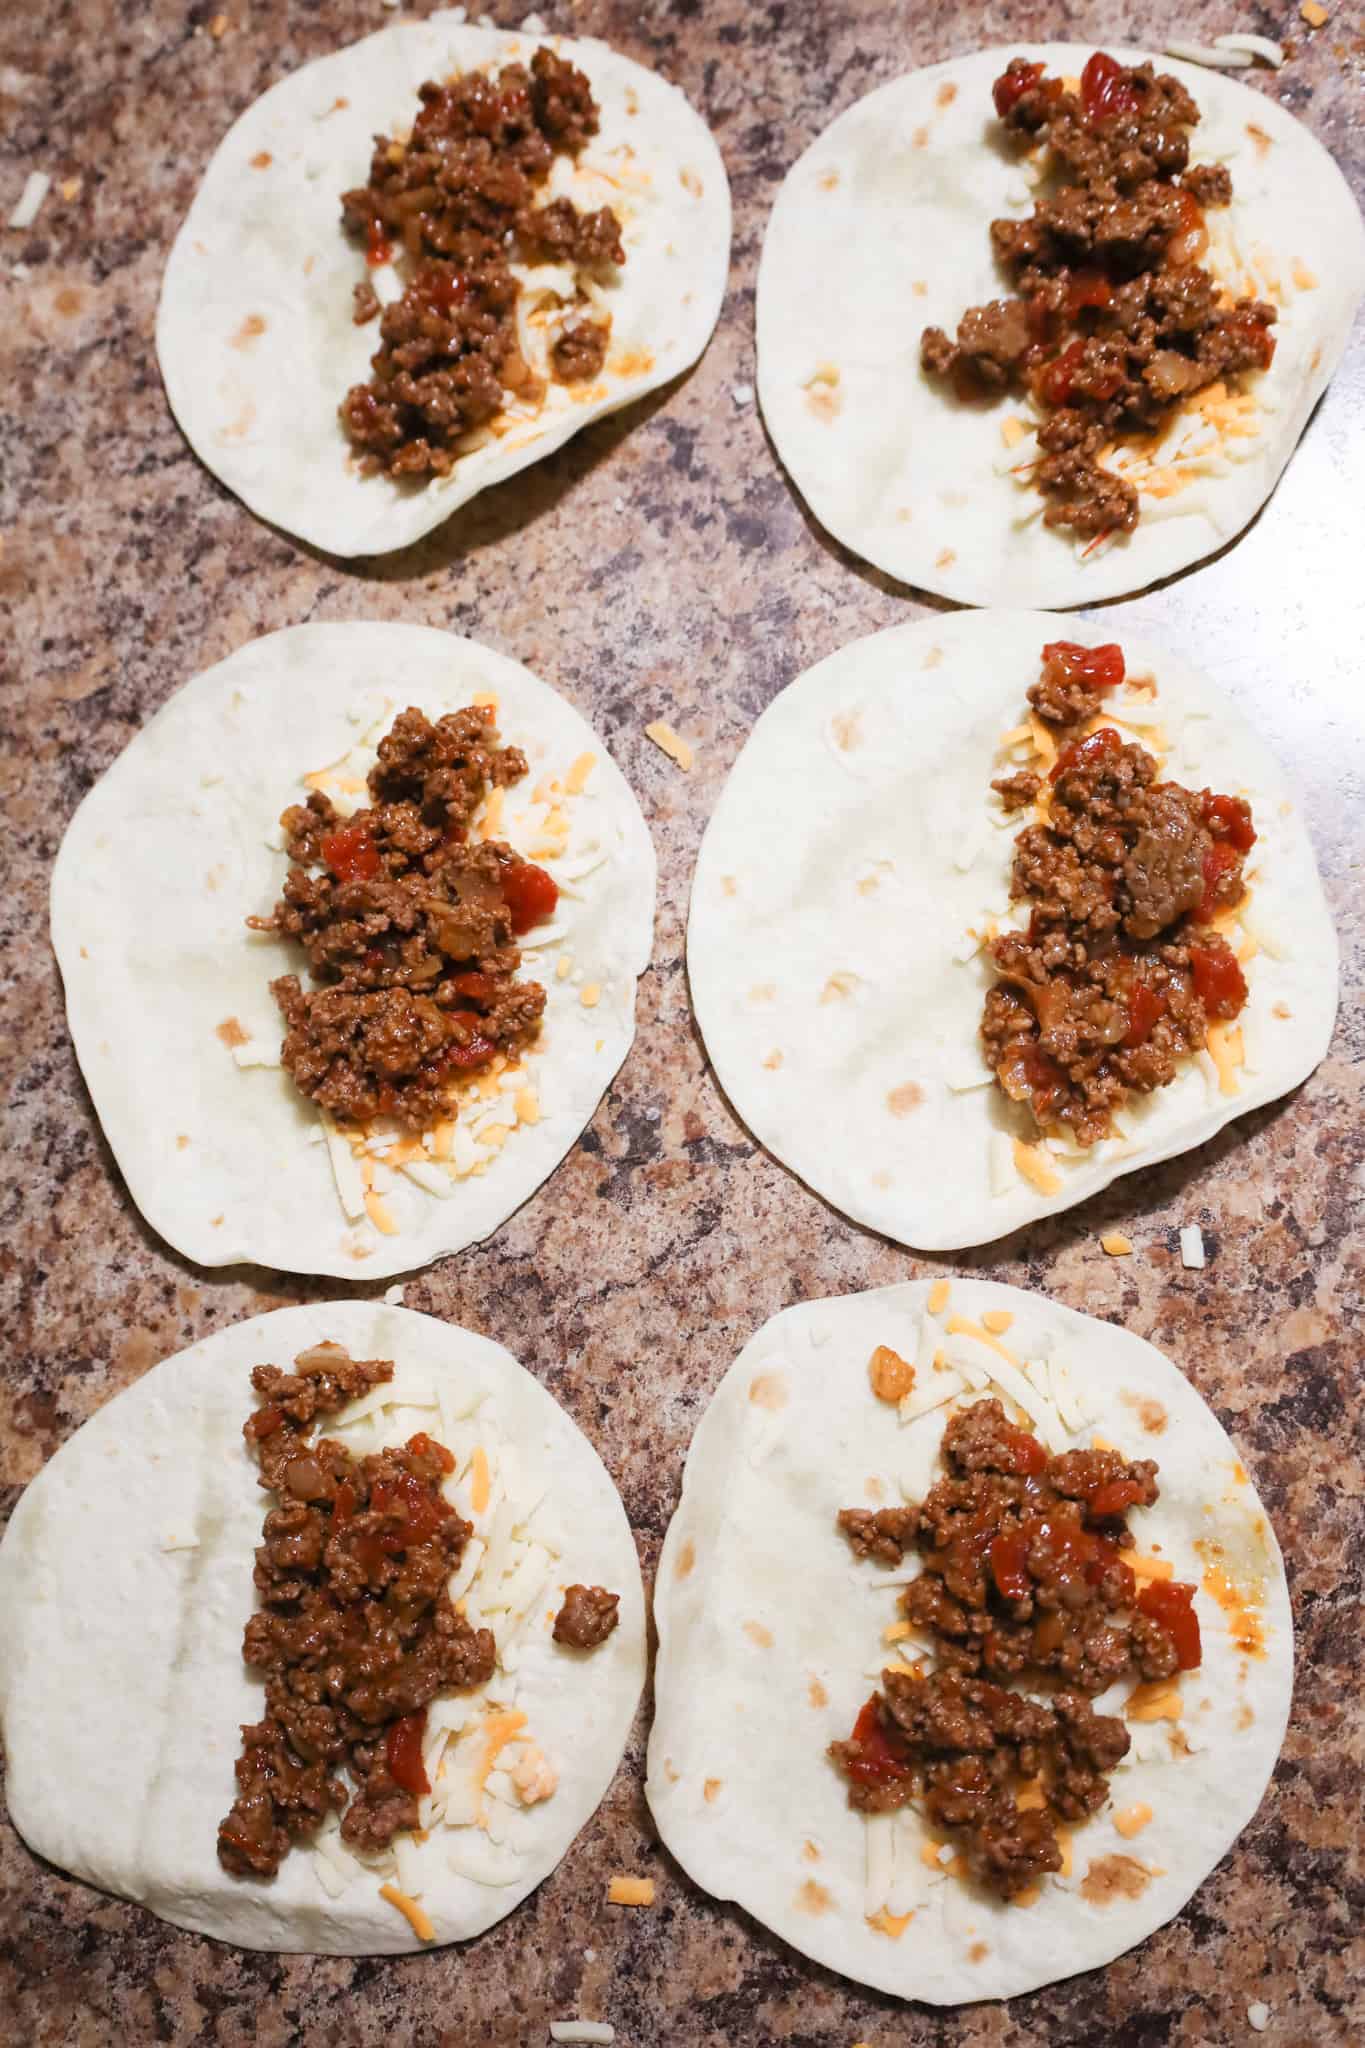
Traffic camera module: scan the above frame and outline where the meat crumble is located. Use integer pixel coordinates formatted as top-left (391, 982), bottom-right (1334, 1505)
top-left (981, 640), bottom-right (1253, 1145)
top-left (339, 48), bottom-right (623, 477)
top-left (250, 704), bottom-right (558, 1131)
top-left (830, 1397), bottom-right (1203, 1898)
top-left (920, 52), bottom-right (1277, 541)
top-left (217, 1344), bottom-right (496, 1879)
top-left (553, 1583), bottom-right (621, 1649)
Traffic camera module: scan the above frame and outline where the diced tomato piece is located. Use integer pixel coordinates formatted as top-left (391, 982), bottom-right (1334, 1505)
top-left (1038, 337), bottom-right (1086, 408)
top-left (1137, 1578), bottom-right (1202, 1670)
top-left (1065, 269), bottom-right (1114, 317)
top-left (1088, 1479), bottom-right (1145, 1518)
top-left (332, 1480), bottom-right (356, 1525)
top-left (1081, 51), bottom-right (1142, 125)
top-left (992, 58), bottom-right (1046, 119)
top-left (366, 219), bottom-right (394, 267)
top-left (841, 1697), bottom-right (914, 1790)
top-left (1042, 640), bottom-right (1126, 694)
top-left (1189, 942), bottom-right (1248, 1020)
top-left (1050, 724), bottom-right (1124, 784)
top-left (407, 1431), bottom-right (456, 1474)
top-left (246, 1404), bottom-right (286, 1441)
top-left (386, 1710), bottom-right (431, 1796)
top-left (450, 970), bottom-right (496, 1006)
top-left (442, 1009), bottom-right (497, 1071)
top-left (1125, 978), bottom-right (1166, 1049)
top-left (320, 822), bottom-right (380, 883)
top-left (1201, 791), bottom-right (1256, 853)
top-left (998, 1426), bottom-right (1048, 1477)
top-left (500, 859), bottom-right (559, 935)
top-left (990, 1528), bottom-right (1033, 1602)
top-left (371, 1467), bottom-right (450, 1550)
top-left (1196, 841), bottom-right (1243, 922)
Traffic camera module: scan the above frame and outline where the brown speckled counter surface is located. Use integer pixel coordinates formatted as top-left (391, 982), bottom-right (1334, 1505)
top-left (3, 2), bottom-right (1362, 2042)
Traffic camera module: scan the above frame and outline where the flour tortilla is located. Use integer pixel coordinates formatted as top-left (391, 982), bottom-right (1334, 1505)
top-left (51, 622), bottom-right (656, 1278)
top-left (757, 42), bottom-right (1365, 608)
top-left (0, 1302), bottom-right (645, 1953)
top-left (648, 1278), bottom-right (1291, 2003)
top-left (157, 14), bottom-right (730, 556)
top-left (687, 609), bottom-right (1336, 1251)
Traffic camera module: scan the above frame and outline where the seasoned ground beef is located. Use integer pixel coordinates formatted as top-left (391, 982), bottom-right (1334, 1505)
top-left (249, 705), bottom-right (558, 1131)
top-left (836, 1505), bottom-right (920, 1566)
top-left (553, 1583), bottom-right (621, 1649)
top-left (339, 48), bottom-right (624, 477)
top-left (217, 1343), bottom-right (496, 1879)
top-left (920, 52), bottom-right (1276, 540)
top-left (980, 640), bottom-right (1253, 1144)
top-left (831, 1397), bottom-right (1202, 1897)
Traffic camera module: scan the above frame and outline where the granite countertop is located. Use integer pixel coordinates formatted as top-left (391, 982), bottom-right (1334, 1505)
top-left (3, 1), bottom-right (1362, 2041)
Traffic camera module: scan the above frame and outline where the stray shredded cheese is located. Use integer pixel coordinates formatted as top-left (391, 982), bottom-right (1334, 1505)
top-left (1300, 1), bottom-right (1328, 27)
top-left (607, 1875), bottom-right (656, 1907)
top-left (1101, 1232), bottom-right (1134, 1257)
top-left (1180, 1225), bottom-right (1206, 1270)
top-left (644, 720), bottom-right (694, 771)
top-left (378, 1883), bottom-right (435, 1941)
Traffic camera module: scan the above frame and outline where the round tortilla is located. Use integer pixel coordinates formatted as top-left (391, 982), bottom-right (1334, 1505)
top-left (686, 609), bottom-right (1336, 1251)
top-left (157, 14), bottom-right (731, 557)
top-left (51, 622), bottom-right (656, 1278)
top-left (756, 42), bottom-right (1365, 608)
top-left (0, 1302), bottom-right (646, 1954)
top-left (648, 1277), bottom-right (1291, 2003)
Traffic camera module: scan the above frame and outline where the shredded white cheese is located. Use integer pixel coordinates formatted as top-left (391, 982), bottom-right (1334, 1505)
top-left (8, 171), bottom-right (50, 229)
top-left (1246, 2003), bottom-right (1272, 2033)
top-left (550, 2027), bottom-right (615, 2046)
top-left (1179, 1224), bottom-right (1206, 1269)
top-left (1165, 41), bottom-right (1253, 68)
top-left (1214, 33), bottom-right (1284, 66)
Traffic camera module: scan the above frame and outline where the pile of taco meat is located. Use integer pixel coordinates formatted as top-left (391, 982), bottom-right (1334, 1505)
top-left (218, 1343), bottom-right (620, 1878)
top-left (340, 47), bottom-right (624, 475)
top-left (832, 1397), bottom-right (1201, 1898)
top-left (982, 639), bottom-right (1253, 1145)
top-left (251, 704), bottom-right (559, 1130)
top-left (921, 52), bottom-right (1278, 540)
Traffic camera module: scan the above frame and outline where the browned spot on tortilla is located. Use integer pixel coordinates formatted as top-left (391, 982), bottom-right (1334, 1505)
top-left (1120, 1391), bottom-right (1168, 1434)
top-left (923, 645), bottom-right (943, 669)
top-left (680, 167), bottom-right (703, 197)
top-left (610, 347), bottom-right (655, 378)
top-left (865, 1476), bottom-right (885, 1501)
top-left (794, 1880), bottom-right (831, 1915)
top-left (808, 1677), bottom-right (828, 1709)
top-left (748, 982), bottom-right (776, 1003)
top-left (912, 125), bottom-right (929, 147)
top-left (676, 1539), bottom-right (696, 1580)
top-left (887, 1082), bottom-right (923, 1118)
top-left (176, 1134), bottom-right (191, 1150)
top-left (895, 506), bottom-right (913, 523)
top-left (663, 1758), bottom-right (679, 1783)
top-left (911, 280), bottom-right (927, 297)
top-left (216, 1016), bottom-right (248, 1048)
top-left (935, 547), bottom-right (956, 570)
top-left (721, 875), bottom-right (738, 897)
top-left (763, 1049), bottom-right (783, 1071)
top-left (211, 1215), bottom-right (225, 1228)
top-left (802, 1839), bottom-right (821, 1861)
top-left (744, 1620), bottom-right (774, 1649)
top-left (748, 1372), bottom-right (788, 1412)
top-left (79, 946), bottom-right (89, 960)
top-left (871, 1169), bottom-right (893, 1189)
top-left (1236, 1702), bottom-right (1254, 1729)
top-left (222, 400), bottom-right (256, 440)
top-left (325, 96), bottom-right (350, 115)
top-left (832, 708), bottom-right (861, 750)
top-left (1082, 1854), bottom-right (1154, 1904)
top-left (1168, 1724), bottom-right (1192, 1758)
top-left (703, 1777), bottom-right (722, 1803)
top-left (937, 82), bottom-right (958, 108)
top-left (1246, 122), bottom-right (1272, 155)
top-left (1309, 345), bottom-right (1322, 373)
top-left (821, 971), bottom-right (858, 1003)
top-left (818, 167), bottom-right (840, 191)
top-left (250, 149), bottom-right (272, 169)
top-left (969, 1941), bottom-right (988, 1962)
top-left (231, 313), bottom-right (267, 349)
top-left (808, 385), bottom-right (842, 422)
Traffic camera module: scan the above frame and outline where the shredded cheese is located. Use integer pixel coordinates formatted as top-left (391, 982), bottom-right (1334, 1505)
top-left (1206, 1022), bottom-right (1244, 1096)
top-left (1114, 1803), bottom-right (1154, 1839)
top-left (469, 1446), bottom-right (491, 1515)
top-left (1100, 1232), bottom-right (1134, 1257)
top-left (607, 1875), bottom-right (656, 1906)
top-left (644, 721), bottom-right (694, 771)
top-left (866, 1907), bottom-right (914, 1938)
top-left (980, 1309), bottom-right (1013, 1335)
top-left (1180, 1225), bottom-right (1206, 1270)
top-left (364, 1189), bottom-right (399, 1235)
top-left (563, 752), bottom-right (597, 795)
top-left (927, 1279), bottom-right (950, 1316)
top-left (1127, 1682), bottom-right (1184, 1723)
top-left (378, 1883), bottom-right (435, 1941)
top-left (1300, 1), bottom-right (1328, 27)
top-left (1012, 1139), bottom-right (1061, 1196)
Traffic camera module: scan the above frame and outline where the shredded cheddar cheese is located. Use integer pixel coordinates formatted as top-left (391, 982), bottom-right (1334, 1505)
top-left (867, 1907), bottom-right (914, 1938)
top-left (1101, 1232), bottom-right (1134, 1257)
top-left (1114, 1803), bottom-right (1154, 1839)
top-left (1207, 1022), bottom-right (1244, 1095)
top-left (927, 1279), bottom-right (951, 1316)
top-left (364, 1189), bottom-right (399, 1235)
top-left (1012, 1139), bottom-right (1061, 1196)
top-left (564, 751), bottom-right (597, 795)
top-left (882, 1620), bottom-right (911, 1645)
top-left (644, 721), bottom-right (694, 771)
top-left (608, 1876), bottom-right (656, 1907)
top-left (980, 1310), bottom-right (1013, 1335)
top-left (1127, 1682), bottom-right (1184, 1723)
top-left (469, 1446), bottom-right (491, 1515)
top-left (379, 1884), bottom-right (435, 1941)
top-left (946, 1316), bottom-right (1024, 1369)
top-left (579, 983), bottom-right (601, 1009)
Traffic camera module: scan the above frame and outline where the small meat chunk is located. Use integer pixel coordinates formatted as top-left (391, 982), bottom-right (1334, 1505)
top-left (837, 1504), bottom-right (920, 1565)
top-left (553, 1584), bottom-right (620, 1649)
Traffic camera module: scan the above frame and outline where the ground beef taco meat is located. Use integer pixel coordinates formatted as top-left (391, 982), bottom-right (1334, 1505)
top-left (980, 640), bottom-right (1253, 1146)
top-left (920, 52), bottom-right (1277, 542)
top-left (217, 1343), bottom-right (496, 1879)
top-left (249, 703), bottom-right (558, 1132)
top-left (339, 47), bottom-right (623, 478)
top-left (553, 1583), bottom-right (621, 1649)
top-left (830, 1396), bottom-right (1202, 1899)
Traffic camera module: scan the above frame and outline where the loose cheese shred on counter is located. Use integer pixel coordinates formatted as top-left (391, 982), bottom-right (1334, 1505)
top-left (1012, 1139), bottom-right (1061, 1197)
top-left (378, 1883), bottom-right (435, 1941)
top-left (8, 170), bottom-right (51, 229)
top-left (1300, 1), bottom-right (1328, 27)
top-left (607, 1875), bottom-right (656, 1907)
top-left (644, 720), bottom-right (694, 771)
top-left (1101, 1232), bottom-right (1134, 1257)
top-left (1180, 1224), bottom-right (1206, 1269)
top-left (550, 2026), bottom-right (615, 2046)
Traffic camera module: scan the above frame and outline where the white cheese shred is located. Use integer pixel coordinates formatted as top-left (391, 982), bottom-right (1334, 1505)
top-left (550, 2027), bottom-right (615, 2046)
top-left (1179, 1224), bottom-right (1206, 1269)
top-left (1214, 33), bottom-right (1284, 66)
top-left (8, 170), bottom-right (51, 229)
top-left (1164, 40), bottom-right (1253, 68)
